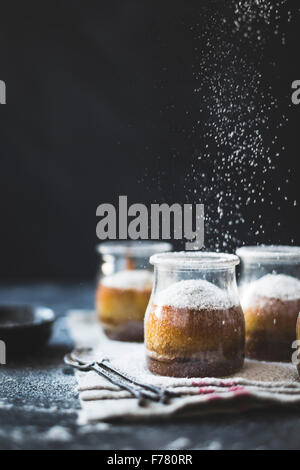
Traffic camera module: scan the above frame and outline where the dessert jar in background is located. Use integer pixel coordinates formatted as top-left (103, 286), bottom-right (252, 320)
top-left (236, 246), bottom-right (300, 362)
top-left (144, 252), bottom-right (245, 378)
top-left (297, 314), bottom-right (300, 378)
top-left (96, 241), bottom-right (172, 342)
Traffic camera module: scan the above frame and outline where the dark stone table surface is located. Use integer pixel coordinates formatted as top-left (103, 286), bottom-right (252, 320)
top-left (0, 283), bottom-right (300, 450)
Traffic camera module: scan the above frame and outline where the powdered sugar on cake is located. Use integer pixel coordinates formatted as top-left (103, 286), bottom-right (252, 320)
top-left (154, 279), bottom-right (233, 310)
top-left (241, 274), bottom-right (300, 308)
top-left (101, 270), bottom-right (153, 290)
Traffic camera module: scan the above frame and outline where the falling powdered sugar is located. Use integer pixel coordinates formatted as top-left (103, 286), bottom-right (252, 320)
top-left (241, 274), bottom-right (300, 307)
top-left (101, 270), bottom-right (153, 291)
top-left (140, 1), bottom-right (298, 251)
top-left (154, 279), bottom-right (233, 310)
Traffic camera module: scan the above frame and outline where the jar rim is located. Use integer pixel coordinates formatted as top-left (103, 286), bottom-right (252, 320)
top-left (150, 251), bottom-right (239, 270)
top-left (96, 241), bottom-right (173, 257)
top-left (236, 245), bottom-right (300, 263)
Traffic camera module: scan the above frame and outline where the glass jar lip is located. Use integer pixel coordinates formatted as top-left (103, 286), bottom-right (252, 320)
top-left (96, 241), bottom-right (173, 257)
top-left (150, 251), bottom-right (239, 270)
top-left (236, 245), bottom-right (300, 263)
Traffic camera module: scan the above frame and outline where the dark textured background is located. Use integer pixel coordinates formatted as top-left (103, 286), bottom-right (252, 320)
top-left (0, 0), bottom-right (299, 281)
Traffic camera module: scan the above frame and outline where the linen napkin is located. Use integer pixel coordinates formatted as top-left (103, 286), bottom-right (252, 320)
top-left (67, 310), bottom-right (300, 423)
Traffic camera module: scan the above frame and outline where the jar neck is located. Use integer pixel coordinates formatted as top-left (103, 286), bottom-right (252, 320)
top-left (238, 259), bottom-right (300, 283)
top-left (154, 266), bottom-right (239, 301)
top-left (100, 253), bottom-right (151, 277)
top-left (152, 265), bottom-right (240, 305)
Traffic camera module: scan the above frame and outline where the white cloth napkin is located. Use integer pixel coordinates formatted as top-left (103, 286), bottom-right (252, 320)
top-left (67, 311), bottom-right (300, 423)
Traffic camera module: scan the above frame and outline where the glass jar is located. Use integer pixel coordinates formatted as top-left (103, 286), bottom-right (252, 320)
top-left (144, 252), bottom-right (245, 378)
top-left (297, 314), bottom-right (300, 378)
top-left (96, 241), bottom-right (172, 342)
top-left (236, 245), bottom-right (300, 362)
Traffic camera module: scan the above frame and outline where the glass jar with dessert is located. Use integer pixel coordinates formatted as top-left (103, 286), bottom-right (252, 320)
top-left (144, 252), bottom-right (245, 378)
top-left (297, 314), bottom-right (300, 378)
top-left (236, 245), bottom-right (300, 362)
top-left (96, 241), bottom-right (172, 342)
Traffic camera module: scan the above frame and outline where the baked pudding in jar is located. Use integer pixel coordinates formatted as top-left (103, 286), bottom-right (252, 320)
top-left (96, 269), bottom-right (153, 341)
top-left (297, 314), bottom-right (300, 378)
top-left (144, 252), bottom-right (245, 378)
top-left (237, 246), bottom-right (300, 362)
top-left (96, 241), bottom-right (172, 342)
top-left (240, 274), bottom-right (300, 362)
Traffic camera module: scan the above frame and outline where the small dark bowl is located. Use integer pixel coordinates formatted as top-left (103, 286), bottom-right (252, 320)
top-left (0, 305), bottom-right (55, 358)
